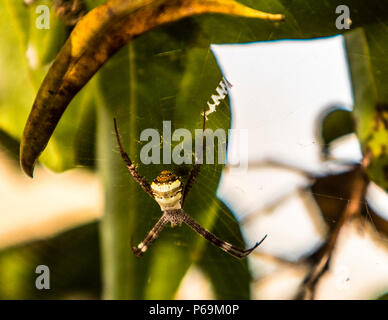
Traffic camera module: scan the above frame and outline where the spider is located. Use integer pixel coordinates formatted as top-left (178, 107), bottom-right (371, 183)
top-left (113, 116), bottom-right (266, 259)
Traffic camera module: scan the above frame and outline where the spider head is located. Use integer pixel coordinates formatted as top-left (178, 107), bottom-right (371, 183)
top-left (151, 170), bottom-right (183, 211)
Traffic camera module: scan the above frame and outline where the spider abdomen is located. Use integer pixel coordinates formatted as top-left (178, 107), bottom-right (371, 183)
top-left (151, 170), bottom-right (182, 210)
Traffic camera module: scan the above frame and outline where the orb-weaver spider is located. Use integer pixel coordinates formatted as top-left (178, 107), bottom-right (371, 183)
top-left (113, 116), bottom-right (266, 259)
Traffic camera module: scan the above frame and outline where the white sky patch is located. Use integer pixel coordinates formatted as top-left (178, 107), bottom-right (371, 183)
top-left (0, 150), bottom-right (102, 249)
top-left (328, 133), bottom-right (363, 163)
top-left (208, 36), bottom-right (388, 299)
top-left (218, 166), bottom-right (309, 219)
top-left (212, 35), bottom-right (355, 220)
top-left (212, 36), bottom-right (353, 173)
top-left (316, 220), bottom-right (388, 299)
top-left (175, 266), bottom-right (215, 300)
top-left (242, 189), bottom-right (326, 262)
top-left (252, 265), bottom-right (308, 300)
top-left (366, 182), bottom-right (388, 221)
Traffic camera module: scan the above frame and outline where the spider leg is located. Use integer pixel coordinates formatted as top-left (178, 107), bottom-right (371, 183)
top-left (132, 213), bottom-right (168, 257)
top-left (182, 110), bottom-right (206, 204)
top-left (180, 210), bottom-right (266, 259)
top-left (113, 118), bottom-right (153, 197)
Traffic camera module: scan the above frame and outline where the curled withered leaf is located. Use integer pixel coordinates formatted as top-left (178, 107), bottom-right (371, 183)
top-left (20, 0), bottom-right (284, 177)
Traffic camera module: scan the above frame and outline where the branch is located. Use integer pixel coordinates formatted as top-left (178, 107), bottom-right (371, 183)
top-left (295, 154), bottom-right (371, 300)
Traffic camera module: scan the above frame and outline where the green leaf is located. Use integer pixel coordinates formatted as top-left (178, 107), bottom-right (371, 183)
top-left (196, 201), bottom-right (253, 299)
top-left (345, 28), bottom-right (388, 190)
top-left (0, 0), bottom-right (95, 173)
top-left (4, 0), bottom-right (388, 300)
top-left (97, 20), bottom-right (252, 299)
top-left (0, 222), bottom-right (100, 299)
top-left (19, 0), bottom-right (283, 177)
top-left (15, 0), bottom-right (284, 299)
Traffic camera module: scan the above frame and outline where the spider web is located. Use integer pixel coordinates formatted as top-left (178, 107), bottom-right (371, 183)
top-left (67, 34), bottom-right (388, 300)
top-left (12, 30), bottom-right (387, 300)
top-left (1, 0), bottom-right (388, 301)
top-left (211, 35), bottom-right (388, 299)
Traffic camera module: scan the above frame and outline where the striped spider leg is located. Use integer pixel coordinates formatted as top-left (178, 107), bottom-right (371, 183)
top-left (113, 118), bottom-right (153, 198)
top-left (180, 210), bottom-right (267, 259)
top-left (113, 116), bottom-right (266, 259)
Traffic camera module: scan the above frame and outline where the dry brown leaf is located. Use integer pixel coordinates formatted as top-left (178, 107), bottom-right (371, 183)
top-left (20, 0), bottom-right (283, 177)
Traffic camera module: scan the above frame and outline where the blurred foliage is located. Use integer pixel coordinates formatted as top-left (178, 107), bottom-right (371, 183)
top-left (96, 39), bottom-right (252, 298)
top-left (0, 222), bottom-right (100, 299)
top-left (0, 0), bottom-right (97, 172)
top-left (0, 129), bottom-right (20, 163)
top-left (311, 168), bottom-right (388, 237)
top-left (19, 0), bottom-right (283, 177)
top-left (377, 292), bottom-right (388, 300)
top-left (320, 108), bottom-right (355, 154)
top-left (0, 0), bottom-right (387, 300)
top-left (345, 29), bottom-right (388, 190)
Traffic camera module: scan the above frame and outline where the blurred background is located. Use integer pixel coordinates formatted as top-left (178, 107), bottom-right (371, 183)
top-left (0, 0), bottom-right (387, 300)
